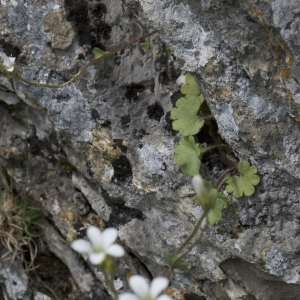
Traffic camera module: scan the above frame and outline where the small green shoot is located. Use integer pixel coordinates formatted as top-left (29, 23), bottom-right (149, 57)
top-left (92, 47), bottom-right (108, 60)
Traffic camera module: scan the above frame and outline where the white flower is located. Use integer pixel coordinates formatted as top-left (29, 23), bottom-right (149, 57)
top-left (119, 275), bottom-right (172, 300)
top-left (71, 226), bottom-right (125, 265)
top-left (192, 175), bottom-right (205, 196)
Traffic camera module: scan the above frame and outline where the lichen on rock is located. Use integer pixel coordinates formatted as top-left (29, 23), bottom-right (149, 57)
top-left (1, 0), bottom-right (300, 299)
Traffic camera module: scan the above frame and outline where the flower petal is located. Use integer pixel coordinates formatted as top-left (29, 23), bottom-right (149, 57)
top-left (89, 253), bottom-right (106, 265)
top-left (157, 295), bottom-right (173, 300)
top-left (118, 293), bottom-right (139, 300)
top-left (150, 277), bottom-right (169, 297)
top-left (101, 228), bottom-right (118, 248)
top-left (87, 226), bottom-right (103, 247)
top-left (107, 244), bottom-right (125, 257)
top-left (129, 275), bottom-right (149, 297)
top-left (71, 239), bottom-right (92, 255)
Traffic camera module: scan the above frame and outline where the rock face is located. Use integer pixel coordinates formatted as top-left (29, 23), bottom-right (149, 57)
top-left (1, 0), bottom-right (300, 299)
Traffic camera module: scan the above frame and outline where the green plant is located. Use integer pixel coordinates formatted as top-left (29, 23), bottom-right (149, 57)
top-left (226, 160), bottom-right (260, 197)
top-left (0, 168), bottom-right (41, 269)
top-left (174, 136), bottom-right (204, 175)
top-left (169, 74), bottom-right (260, 269)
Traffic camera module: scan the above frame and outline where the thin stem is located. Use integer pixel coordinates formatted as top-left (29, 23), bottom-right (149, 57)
top-left (103, 268), bottom-right (118, 299)
top-left (15, 69), bottom-right (82, 89)
top-left (170, 211), bottom-right (207, 268)
top-left (216, 167), bottom-right (235, 191)
top-left (175, 218), bottom-right (208, 262)
top-left (12, 31), bottom-right (158, 90)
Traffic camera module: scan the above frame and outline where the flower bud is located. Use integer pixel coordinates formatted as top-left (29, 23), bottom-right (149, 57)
top-left (192, 175), bottom-right (204, 196)
top-left (176, 74), bottom-right (186, 86)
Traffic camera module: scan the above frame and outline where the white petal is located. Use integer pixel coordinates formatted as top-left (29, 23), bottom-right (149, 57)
top-left (71, 239), bottom-right (92, 254)
top-left (89, 253), bottom-right (106, 265)
top-left (157, 295), bottom-right (173, 300)
top-left (150, 277), bottom-right (169, 297)
top-left (87, 226), bottom-right (103, 247)
top-left (107, 244), bottom-right (125, 257)
top-left (101, 228), bottom-right (118, 248)
top-left (118, 293), bottom-right (139, 300)
top-left (129, 275), bottom-right (150, 297)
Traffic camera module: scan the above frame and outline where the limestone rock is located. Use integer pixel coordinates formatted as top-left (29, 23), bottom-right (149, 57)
top-left (1, 0), bottom-right (300, 299)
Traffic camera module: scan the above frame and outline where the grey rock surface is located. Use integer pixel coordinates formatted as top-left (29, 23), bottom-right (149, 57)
top-left (1, 0), bottom-right (300, 299)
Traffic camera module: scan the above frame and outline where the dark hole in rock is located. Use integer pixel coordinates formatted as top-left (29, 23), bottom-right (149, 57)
top-left (101, 120), bottom-right (111, 128)
top-left (161, 162), bottom-right (167, 171)
top-left (197, 121), bottom-right (217, 145)
top-left (109, 202), bottom-right (144, 227)
top-left (133, 128), bottom-right (147, 139)
top-left (125, 83), bottom-right (145, 101)
top-left (77, 53), bottom-right (85, 60)
top-left (64, 0), bottom-right (111, 47)
top-left (64, 0), bottom-right (94, 46)
top-left (91, 3), bottom-right (107, 17)
top-left (101, 188), bottom-right (144, 226)
top-left (95, 22), bottom-right (112, 41)
top-left (147, 102), bottom-right (164, 121)
top-left (91, 109), bottom-right (100, 120)
top-left (121, 115), bottom-right (131, 127)
top-left (170, 91), bottom-right (182, 106)
top-left (112, 155), bottom-right (132, 183)
top-left (164, 111), bottom-right (176, 134)
top-left (0, 40), bottom-right (21, 57)
top-left (56, 93), bottom-right (71, 102)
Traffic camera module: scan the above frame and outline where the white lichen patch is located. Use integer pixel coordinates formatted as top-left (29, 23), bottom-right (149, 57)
top-left (138, 0), bottom-right (215, 70)
top-left (216, 103), bottom-right (239, 141)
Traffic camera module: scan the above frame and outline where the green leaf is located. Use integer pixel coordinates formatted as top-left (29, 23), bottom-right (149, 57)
top-left (92, 47), bottom-right (107, 60)
top-left (181, 74), bottom-right (201, 96)
top-left (171, 95), bottom-right (204, 136)
top-left (226, 160), bottom-right (260, 198)
top-left (194, 185), bottom-right (217, 210)
top-left (207, 193), bottom-right (229, 225)
top-left (175, 136), bottom-right (204, 176)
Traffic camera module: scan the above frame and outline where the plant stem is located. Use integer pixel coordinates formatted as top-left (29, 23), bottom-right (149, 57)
top-left (170, 211), bottom-right (207, 268)
top-left (12, 31), bottom-right (158, 90)
top-left (103, 268), bottom-right (118, 299)
top-left (176, 218), bottom-right (208, 262)
top-left (216, 167), bottom-right (235, 191)
top-left (203, 144), bottom-right (228, 155)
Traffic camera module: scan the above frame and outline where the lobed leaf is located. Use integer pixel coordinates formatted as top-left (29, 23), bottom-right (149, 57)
top-left (180, 74), bottom-right (201, 96)
top-left (171, 94), bottom-right (204, 136)
top-left (226, 160), bottom-right (260, 198)
top-left (174, 136), bottom-right (204, 176)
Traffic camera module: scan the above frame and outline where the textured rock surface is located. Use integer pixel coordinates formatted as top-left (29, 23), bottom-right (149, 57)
top-left (1, 0), bottom-right (300, 299)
